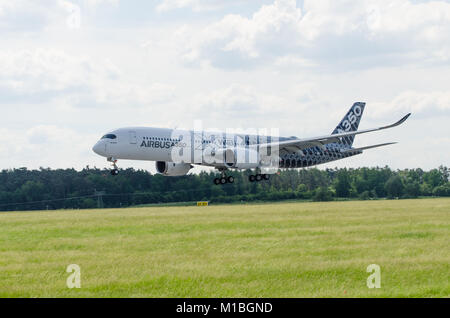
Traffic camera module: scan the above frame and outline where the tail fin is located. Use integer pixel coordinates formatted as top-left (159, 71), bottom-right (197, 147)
top-left (332, 102), bottom-right (366, 147)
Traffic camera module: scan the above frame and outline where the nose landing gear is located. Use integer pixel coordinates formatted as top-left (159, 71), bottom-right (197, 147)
top-left (108, 157), bottom-right (119, 176)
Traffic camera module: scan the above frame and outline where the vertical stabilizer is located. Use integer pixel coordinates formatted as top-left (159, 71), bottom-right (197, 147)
top-left (332, 102), bottom-right (366, 147)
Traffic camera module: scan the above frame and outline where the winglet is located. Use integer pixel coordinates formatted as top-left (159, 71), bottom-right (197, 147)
top-left (386, 113), bottom-right (411, 129)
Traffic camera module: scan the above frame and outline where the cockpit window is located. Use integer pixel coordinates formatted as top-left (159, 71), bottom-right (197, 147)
top-left (101, 134), bottom-right (117, 140)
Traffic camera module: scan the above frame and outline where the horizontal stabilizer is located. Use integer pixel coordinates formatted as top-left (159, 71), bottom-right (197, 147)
top-left (341, 142), bottom-right (397, 153)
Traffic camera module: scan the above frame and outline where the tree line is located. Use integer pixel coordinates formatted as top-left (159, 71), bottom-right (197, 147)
top-left (0, 166), bottom-right (449, 211)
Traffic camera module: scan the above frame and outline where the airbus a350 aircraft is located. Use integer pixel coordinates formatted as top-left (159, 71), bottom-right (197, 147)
top-left (92, 102), bottom-right (410, 185)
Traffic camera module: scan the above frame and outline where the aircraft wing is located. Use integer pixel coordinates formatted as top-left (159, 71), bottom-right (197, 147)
top-left (258, 113), bottom-right (411, 152)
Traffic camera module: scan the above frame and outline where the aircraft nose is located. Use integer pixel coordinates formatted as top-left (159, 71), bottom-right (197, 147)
top-left (92, 142), bottom-right (103, 156)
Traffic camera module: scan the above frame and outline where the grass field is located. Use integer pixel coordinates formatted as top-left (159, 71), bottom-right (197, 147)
top-left (0, 198), bottom-right (449, 298)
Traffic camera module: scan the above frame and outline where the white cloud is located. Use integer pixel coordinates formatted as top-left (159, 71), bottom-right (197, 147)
top-left (0, 48), bottom-right (175, 108)
top-left (182, 82), bottom-right (335, 135)
top-left (0, 0), bottom-right (120, 32)
top-left (84, 0), bottom-right (119, 7)
top-left (0, 0), bottom-right (54, 32)
top-left (176, 0), bottom-right (450, 69)
top-left (176, 0), bottom-right (302, 67)
top-left (0, 48), bottom-right (115, 101)
top-left (0, 125), bottom-right (98, 169)
top-left (371, 91), bottom-right (450, 119)
top-left (274, 55), bottom-right (317, 69)
top-left (193, 84), bottom-right (287, 117)
top-left (156, 0), bottom-right (248, 12)
top-left (366, 0), bottom-right (450, 34)
top-left (27, 125), bottom-right (79, 145)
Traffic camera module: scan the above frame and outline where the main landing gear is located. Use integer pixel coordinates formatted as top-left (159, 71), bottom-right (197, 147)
top-left (213, 169), bottom-right (234, 185)
top-left (214, 170), bottom-right (234, 185)
top-left (248, 174), bottom-right (270, 182)
top-left (213, 169), bottom-right (271, 185)
top-left (108, 157), bottom-right (119, 176)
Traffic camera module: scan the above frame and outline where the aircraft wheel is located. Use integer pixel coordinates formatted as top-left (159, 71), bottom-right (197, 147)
top-left (110, 169), bottom-right (119, 176)
top-left (227, 176), bottom-right (234, 184)
top-left (256, 174), bottom-right (262, 182)
top-left (220, 177), bottom-right (227, 185)
top-left (263, 174), bottom-right (270, 180)
top-left (214, 178), bottom-right (221, 185)
top-left (249, 175), bottom-right (256, 182)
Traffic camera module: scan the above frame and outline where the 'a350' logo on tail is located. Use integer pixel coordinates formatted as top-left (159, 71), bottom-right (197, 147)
top-left (336, 104), bottom-right (363, 133)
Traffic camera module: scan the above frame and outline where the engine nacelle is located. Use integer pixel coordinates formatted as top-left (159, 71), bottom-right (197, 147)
top-left (155, 161), bottom-right (193, 176)
top-left (209, 148), bottom-right (260, 169)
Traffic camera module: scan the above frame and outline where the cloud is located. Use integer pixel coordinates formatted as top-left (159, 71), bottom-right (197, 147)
top-left (193, 84), bottom-right (287, 117)
top-left (176, 0), bottom-right (450, 70)
top-left (0, 48), bottom-right (116, 101)
top-left (27, 125), bottom-right (79, 145)
top-left (84, 0), bottom-right (119, 7)
top-left (371, 91), bottom-right (450, 119)
top-left (0, 48), bottom-right (175, 108)
top-left (0, 125), bottom-right (98, 169)
top-left (176, 0), bottom-right (302, 68)
top-left (181, 82), bottom-right (337, 135)
top-left (156, 0), bottom-right (248, 12)
top-left (274, 55), bottom-right (317, 69)
top-left (0, 0), bottom-right (120, 32)
top-left (0, 0), bottom-right (55, 32)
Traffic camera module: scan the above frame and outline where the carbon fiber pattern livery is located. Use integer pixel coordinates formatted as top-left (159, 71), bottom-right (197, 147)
top-left (331, 102), bottom-right (365, 146)
top-left (278, 145), bottom-right (363, 168)
top-left (278, 102), bottom-right (366, 168)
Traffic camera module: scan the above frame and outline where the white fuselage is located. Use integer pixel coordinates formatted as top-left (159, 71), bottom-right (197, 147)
top-left (92, 127), bottom-right (273, 168)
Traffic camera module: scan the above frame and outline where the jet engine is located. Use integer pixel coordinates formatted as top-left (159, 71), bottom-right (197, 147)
top-left (203, 148), bottom-right (260, 169)
top-left (155, 161), bottom-right (193, 176)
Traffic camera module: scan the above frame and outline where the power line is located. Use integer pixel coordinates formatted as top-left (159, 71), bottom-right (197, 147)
top-left (0, 183), bottom-right (238, 209)
top-left (0, 194), bottom-right (97, 208)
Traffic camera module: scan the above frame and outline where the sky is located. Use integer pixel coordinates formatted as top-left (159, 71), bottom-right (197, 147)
top-left (0, 0), bottom-right (449, 173)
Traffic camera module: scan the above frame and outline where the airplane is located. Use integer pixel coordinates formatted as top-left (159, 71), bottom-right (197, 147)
top-left (92, 102), bottom-right (411, 185)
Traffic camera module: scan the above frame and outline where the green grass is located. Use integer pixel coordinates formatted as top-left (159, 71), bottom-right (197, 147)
top-left (0, 199), bottom-right (449, 298)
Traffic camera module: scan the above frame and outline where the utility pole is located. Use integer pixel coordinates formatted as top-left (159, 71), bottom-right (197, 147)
top-left (94, 190), bottom-right (106, 209)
